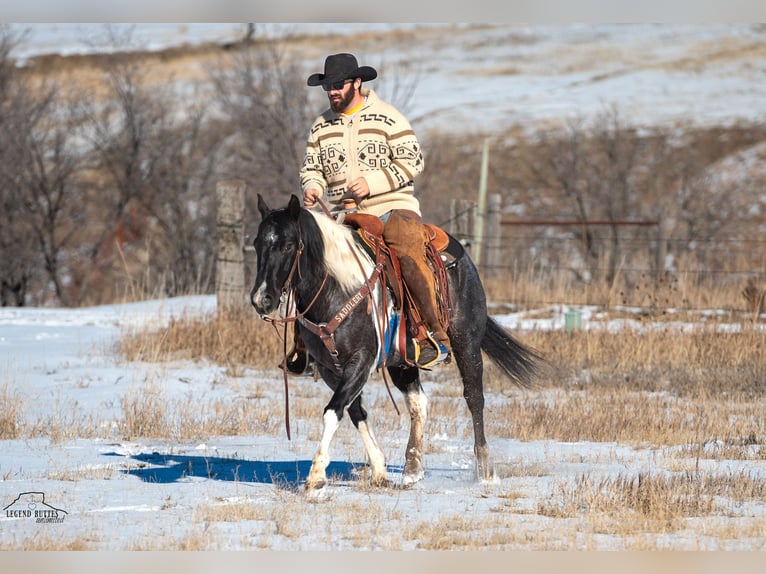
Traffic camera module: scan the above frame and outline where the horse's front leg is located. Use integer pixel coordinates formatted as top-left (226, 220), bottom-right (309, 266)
top-left (305, 409), bottom-right (340, 491)
top-left (348, 396), bottom-right (389, 487)
top-left (305, 354), bottom-right (375, 493)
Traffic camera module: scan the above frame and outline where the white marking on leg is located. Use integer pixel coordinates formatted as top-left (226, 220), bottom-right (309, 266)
top-left (475, 443), bottom-right (497, 484)
top-left (357, 420), bottom-right (387, 485)
top-left (403, 388), bottom-right (428, 484)
top-left (306, 410), bottom-right (340, 490)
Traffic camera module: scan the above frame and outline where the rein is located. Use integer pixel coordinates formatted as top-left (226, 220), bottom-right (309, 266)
top-left (259, 219), bottom-right (327, 441)
top-left (261, 198), bottom-right (400, 439)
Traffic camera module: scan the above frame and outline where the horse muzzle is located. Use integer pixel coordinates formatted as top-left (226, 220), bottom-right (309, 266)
top-left (250, 284), bottom-right (276, 316)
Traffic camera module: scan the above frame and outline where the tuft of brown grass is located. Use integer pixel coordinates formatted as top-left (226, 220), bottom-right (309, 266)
top-left (0, 383), bottom-right (22, 439)
top-left (118, 312), bottom-right (283, 369)
top-left (121, 377), bottom-right (171, 438)
top-left (742, 278), bottom-right (766, 319)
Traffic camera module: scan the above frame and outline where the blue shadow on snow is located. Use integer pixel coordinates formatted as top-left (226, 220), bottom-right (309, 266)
top-left (102, 451), bottom-right (403, 490)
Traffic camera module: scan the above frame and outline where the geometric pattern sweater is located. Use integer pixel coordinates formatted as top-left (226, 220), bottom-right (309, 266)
top-left (300, 88), bottom-right (424, 217)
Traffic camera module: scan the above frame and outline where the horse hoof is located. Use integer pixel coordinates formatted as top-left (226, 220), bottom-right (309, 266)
top-left (370, 476), bottom-right (391, 489)
top-left (402, 470), bottom-right (424, 486)
top-left (476, 465), bottom-right (498, 484)
top-left (305, 478), bottom-right (327, 492)
top-left (305, 483), bottom-right (327, 500)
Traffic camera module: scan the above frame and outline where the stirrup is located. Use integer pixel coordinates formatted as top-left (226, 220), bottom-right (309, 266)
top-left (414, 331), bottom-right (451, 369)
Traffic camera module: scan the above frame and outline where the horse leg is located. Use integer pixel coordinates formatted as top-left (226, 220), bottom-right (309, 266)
top-left (451, 337), bottom-right (494, 482)
top-left (305, 354), bottom-right (375, 492)
top-left (348, 396), bottom-right (389, 487)
top-left (305, 408), bottom-right (340, 491)
top-left (389, 365), bottom-right (428, 485)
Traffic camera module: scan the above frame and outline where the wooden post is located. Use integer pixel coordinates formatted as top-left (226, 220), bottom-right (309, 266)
top-left (486, 193), bottom-right (502, 277)
top-left (450, 198), bottom-right (475, 259)
top-left (654, 212), bottom-right (667, 279)
top-left (216, 179), bottom-right (246, 315)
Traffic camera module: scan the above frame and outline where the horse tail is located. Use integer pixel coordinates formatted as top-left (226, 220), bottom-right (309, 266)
top-left (480, 316), bottom-right (542, 389)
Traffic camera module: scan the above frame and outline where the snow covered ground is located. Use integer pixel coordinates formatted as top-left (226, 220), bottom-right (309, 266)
top-left (2, 296), bottom-right (766, 550)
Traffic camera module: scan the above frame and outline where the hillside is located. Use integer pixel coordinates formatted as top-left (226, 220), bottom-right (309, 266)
top-left (13, 23), bottom-right (766, 135)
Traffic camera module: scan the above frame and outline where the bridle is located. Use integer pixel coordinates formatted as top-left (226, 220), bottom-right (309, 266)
top-left (259, 197), bottom-right (398, 439)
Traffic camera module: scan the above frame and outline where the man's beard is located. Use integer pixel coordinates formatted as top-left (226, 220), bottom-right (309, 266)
top-left (329, 85), bottom-right (356, 113)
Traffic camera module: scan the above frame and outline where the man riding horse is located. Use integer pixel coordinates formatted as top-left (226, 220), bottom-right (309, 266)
top-left (299, 53), bottom-right (450, 369)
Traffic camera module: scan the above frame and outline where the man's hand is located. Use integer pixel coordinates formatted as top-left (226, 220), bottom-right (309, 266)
top-left (303, 187), bottom-right (321, 208)
top-left (348, 177), bottom-right (370, 201)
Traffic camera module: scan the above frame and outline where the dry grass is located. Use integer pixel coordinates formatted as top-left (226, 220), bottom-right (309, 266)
top-left (125, 528), bottom-right (215, 551)
top-left (538, 469), bottom-right (766, 541)
top-left (108, 293), bottom-right (766, 449)
top-left (484, 265), bottom-right (757, 317)
top-left (0, 533), bottom-right (98, 551)
top-left (118, 312), bottom-right (283, 371)
top-left (119, 375), bottom-right (282, 441)
top-left (0, 383), bottom-right (22, 439)
top-left (0, 383), bottom-right (111, 442)
top-left (190, 492), bottom-right (408, 550)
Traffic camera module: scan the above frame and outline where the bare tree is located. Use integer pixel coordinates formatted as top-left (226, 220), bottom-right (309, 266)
top-left (586, 106), bottom-right (645, 283)
top-left (140, 103), bottom-right (222, 296)
top-left (209, 39), bottom-right (313, 213)
top-left (78, 28), bottom-right (224, 300)
top-left (0, 27), bottom-right (89, 306)
top-left (8, 89), bottom-right (88, 305)
top-left (0, 27), bottom-right (33, 305)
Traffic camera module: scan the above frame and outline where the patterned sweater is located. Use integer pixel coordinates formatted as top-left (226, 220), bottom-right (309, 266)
top-left (299, 88), bottom-right (424, 217)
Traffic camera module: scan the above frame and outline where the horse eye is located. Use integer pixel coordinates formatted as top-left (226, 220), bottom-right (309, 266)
top-left (281, 241), bottom-right (295, 254)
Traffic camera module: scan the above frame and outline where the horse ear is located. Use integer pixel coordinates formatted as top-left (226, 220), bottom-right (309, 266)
top-left (288, 194), bottom-right (302, 220)
top-left (257, 194), bottom-right (271, 219)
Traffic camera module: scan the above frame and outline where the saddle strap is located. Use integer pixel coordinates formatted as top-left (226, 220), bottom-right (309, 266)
top-left (299, 263), bottom-right (383, 365)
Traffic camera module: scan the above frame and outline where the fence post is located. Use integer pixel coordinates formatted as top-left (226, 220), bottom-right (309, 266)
top-left (450, 198), bottom-right (475, 259)
top-left (216, 179), bottom-right (246, 315)
top-left (485, 193), bottom-right (502, 277)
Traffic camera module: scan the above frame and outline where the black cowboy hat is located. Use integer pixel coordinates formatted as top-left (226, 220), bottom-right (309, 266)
top-left (307, 53), bottom-right (377, 87)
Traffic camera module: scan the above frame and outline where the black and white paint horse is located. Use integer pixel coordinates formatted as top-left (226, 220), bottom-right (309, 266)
top-left (250, 194), bottom-right (541, 493)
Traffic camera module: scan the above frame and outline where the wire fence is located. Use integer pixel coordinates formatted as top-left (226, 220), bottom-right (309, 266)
top-left (440, 199), bottom-right (765, 315)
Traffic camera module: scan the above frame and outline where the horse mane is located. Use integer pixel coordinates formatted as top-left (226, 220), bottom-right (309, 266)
top-left (306, 210), bottom-right (373, 294)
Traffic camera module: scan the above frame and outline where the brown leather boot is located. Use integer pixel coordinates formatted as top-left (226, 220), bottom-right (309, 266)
top-left (398, 255), bottom-right (452, 368)
top-left (280, 328), bottom-right (312, 376)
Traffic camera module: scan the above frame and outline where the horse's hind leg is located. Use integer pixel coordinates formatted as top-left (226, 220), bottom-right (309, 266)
top-left (451, 338), bottom-right (494, 482)
top-left (389, 366), bottom-right (428, 485)
top-left (348, 396), bottom-right (389, 487)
